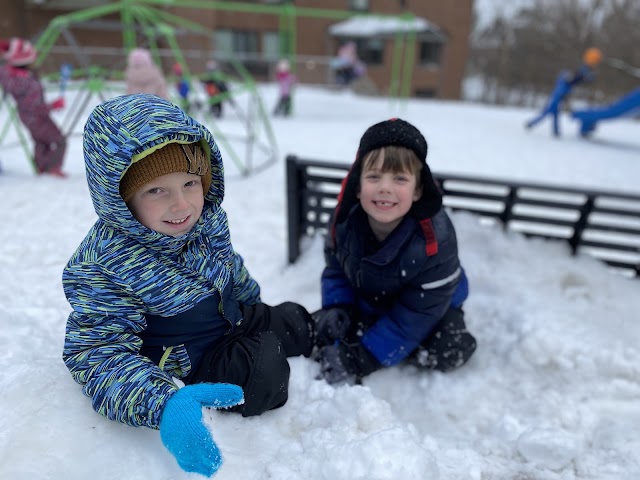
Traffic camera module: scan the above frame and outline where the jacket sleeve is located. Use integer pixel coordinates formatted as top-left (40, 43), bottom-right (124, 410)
top-left (321, 244), bottom-right (355, 308)
top-left (361, 259), bottom-right (463, 367)
top-left (230, 250), bottom-right (261, 305)
top-left (63, 262), bottom-right (178, 430)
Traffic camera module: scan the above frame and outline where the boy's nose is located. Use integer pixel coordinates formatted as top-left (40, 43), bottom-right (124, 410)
top-left (170, 191), bottom-right (189, 210)
top-left (378, 178), bottom-right (392, 192)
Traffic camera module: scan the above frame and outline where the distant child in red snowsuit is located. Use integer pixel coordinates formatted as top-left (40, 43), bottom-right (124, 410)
top-left (0, 38), bottom-right (66, 176)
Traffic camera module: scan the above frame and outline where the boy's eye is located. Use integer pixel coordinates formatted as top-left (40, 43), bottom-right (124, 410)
top-left (147, 187), bottom-right (162, 194)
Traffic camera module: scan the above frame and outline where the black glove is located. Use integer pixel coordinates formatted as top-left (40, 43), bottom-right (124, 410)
top-left (313, 307), bottom-right (352, 348)
top-left (316, 341), bottom-right (380, 385)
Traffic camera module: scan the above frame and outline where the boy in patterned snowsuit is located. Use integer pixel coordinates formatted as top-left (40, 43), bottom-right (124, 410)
top-left (0, 37), bottom-right (66, 175)
top-left (62, 93), bottom-right (314, 476)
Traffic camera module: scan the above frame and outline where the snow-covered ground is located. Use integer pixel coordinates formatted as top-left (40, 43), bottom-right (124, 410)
top-left (1, 83), bottom-right (639, 480)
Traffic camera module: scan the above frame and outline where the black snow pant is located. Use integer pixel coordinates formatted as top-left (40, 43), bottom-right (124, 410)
top-left (273, 95), bottom-right (291, 117)
top-left (189, 301), bottom-right (314, 416)
top-left (209, 101), bottom-right (222, 118)
top-left (409, 307), bottom-right (477, 372)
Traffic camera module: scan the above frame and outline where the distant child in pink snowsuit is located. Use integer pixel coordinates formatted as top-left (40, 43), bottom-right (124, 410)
top-left (0, 37), bottom-right (66, 176)
top-left (273, 59), bottom-right (296, 117)
top-left (124, 48), bottom-right (168, 100)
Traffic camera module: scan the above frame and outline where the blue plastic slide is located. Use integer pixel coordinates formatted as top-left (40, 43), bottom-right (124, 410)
top-left (572, 88), bottom-right (640, 136)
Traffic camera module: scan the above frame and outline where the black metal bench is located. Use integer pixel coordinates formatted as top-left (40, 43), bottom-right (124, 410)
top-left (286, 154), bottom-right (640, 278)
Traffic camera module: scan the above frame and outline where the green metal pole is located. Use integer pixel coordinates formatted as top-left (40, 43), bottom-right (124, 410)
top-left (120, 0), bottom-right (137, 51)
top-left (401, 29), bottom-right (417, 101)
top-left (390, 30), bottom-right (405, 99)
top-left (284, 3), bottom-right (297, 64)
top-left (34, 3), bottom-right (124, 66)
top-left (0, 100), bottom-right (36, 172)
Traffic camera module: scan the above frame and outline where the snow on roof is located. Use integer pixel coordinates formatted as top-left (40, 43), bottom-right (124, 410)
top-left (329, 15), bottom-right (445, 40)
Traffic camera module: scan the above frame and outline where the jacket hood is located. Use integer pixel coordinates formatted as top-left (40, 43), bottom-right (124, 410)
top-left (82, 93), bottom-right (224, 246)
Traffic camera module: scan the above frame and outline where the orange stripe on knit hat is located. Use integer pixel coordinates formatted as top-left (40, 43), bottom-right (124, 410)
top-left (120, 142), bottom-right (211, 202)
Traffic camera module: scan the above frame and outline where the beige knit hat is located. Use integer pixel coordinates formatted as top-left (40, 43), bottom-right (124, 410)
top-left (120, 142), bottom-right (211, 202)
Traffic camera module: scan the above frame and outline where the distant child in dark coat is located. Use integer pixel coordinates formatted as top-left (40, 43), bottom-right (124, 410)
top-left (526, 47), bottom-right (603, 136)
top-left (62, 94), bottom-right (315, 476)
top-left (273, 59), bottom-right (296, 117)
top-left (314, 118), bottom-right (476, 384)
top-left (0, 37), bottom-right (66, 176)
top-left (202, 59), bottom-right (229, 118)
top-left (331, 41), bottom-right (366, 87)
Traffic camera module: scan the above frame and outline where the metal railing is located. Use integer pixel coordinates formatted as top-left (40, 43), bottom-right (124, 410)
top-left (286, 155), bottom-right (640, 278)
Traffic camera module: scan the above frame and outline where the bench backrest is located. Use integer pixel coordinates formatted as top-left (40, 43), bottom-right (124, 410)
top-left (286, 155), bottom-right (640, 278)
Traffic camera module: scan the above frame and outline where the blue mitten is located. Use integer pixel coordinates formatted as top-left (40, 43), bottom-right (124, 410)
top-left (160, 383), bottom-right (244, 477)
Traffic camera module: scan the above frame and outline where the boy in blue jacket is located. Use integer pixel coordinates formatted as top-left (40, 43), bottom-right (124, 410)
top-left (62, 94), bottom-right (314, 477)
top-left (315, 118), bottom-right (476, 384)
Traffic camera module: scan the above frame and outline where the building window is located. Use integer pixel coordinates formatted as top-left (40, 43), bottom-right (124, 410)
top-left (355, 38), bottom-right (384, 65)
top-left (214, 29), bottom-right (259, 59)
top-left (262, 32), bottom-right (280, 60)
top-left (348, 0), bottom-right (369, 12)
top-left (419, 40), bottom-right (443, 66)
top-left (415, 88), bottom-right (437, 98)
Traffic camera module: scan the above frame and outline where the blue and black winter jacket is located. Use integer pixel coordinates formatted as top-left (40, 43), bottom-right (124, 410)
top-left (322, 205), bottom-right (468, 368)
top-left (62, 94), bottom-right (260, 429)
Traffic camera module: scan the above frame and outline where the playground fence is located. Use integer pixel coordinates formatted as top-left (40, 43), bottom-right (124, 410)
top-left (286, 155), bottom-right (640, 278)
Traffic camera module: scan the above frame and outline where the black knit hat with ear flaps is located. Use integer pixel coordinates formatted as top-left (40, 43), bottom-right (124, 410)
top-left (332, 118), bottom-right (443, 230)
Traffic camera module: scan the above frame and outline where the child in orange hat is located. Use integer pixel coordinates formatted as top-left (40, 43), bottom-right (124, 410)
top-left (526, 47), bottom-right (603, 136)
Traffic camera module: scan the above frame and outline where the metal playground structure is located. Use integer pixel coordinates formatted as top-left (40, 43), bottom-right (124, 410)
top-left (3, 1), bottom-right (426, 175)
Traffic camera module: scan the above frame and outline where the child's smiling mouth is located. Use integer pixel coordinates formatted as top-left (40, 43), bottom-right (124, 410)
top-left (373, 201), bottom-right (396, 208)
top-left (166, 216), bottom-right (189, 225)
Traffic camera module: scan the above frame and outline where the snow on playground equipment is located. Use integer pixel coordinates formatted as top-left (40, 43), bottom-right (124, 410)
top-left (571, 88), bottom-right (640, 137)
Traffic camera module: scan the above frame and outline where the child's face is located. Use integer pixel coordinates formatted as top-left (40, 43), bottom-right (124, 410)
top-left (127, 171), bottom-right (205, 237)
top-left (358, 156), bottom-right (421, 240)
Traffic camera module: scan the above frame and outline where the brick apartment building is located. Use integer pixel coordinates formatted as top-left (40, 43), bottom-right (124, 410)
top-left (3, 0), bottom-right (473, 99)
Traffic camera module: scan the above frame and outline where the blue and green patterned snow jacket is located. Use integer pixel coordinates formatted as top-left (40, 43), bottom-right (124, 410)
top-left (62, 94), bottom-right (260, 429)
